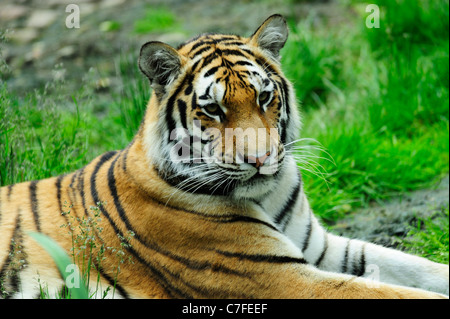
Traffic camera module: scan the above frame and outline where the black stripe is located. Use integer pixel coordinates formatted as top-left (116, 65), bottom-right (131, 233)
top-left (68, 164), bottom-right (131, 298)
top-left (190, 40), bottom-right (216, 54)
top-left (275, 78), bottom-right (291, 145)
top-left (279, 119), bottom-right (287, 145)
top-left (166, 74), bottom-right (188, 142)
top-left (200, 51), bottom-right (221, 70)
top-left (191, 91), bottom-right (199, 111)
top-left (0, 211), bottom-right (23, 298)
top-left (90, 152), bottom-right (118, 210)
top-left (354, 244), bottom-right (366, 277)
top-left (140, 181), bottom-right (280, 234)
top-left (107, 154), bottom-right (144, 243)
top-left (96, 260), bottom-right (130, 299)
top-left (107, 155), bottom-right (254, 281)
top-left (221, 41), bottom-right (245, 47)
top-left (216, 250), bottom-right (307, 265)
top-left (184, 74), bottom-right (194, 95)
top-left (221, 215), bottom-right (280, 233)
top-left (56, 174), bottom-right (72, 225)
top-left (274, 174), bottom-right (301, 226)
top-left (204, 65), bottom-right (221, 77)
top-left (69, 171), bottom-right (77, 192)
top-left (66, 171), bottom-right (81, 221)
top-left (91, 151), bottom-right (191, 298)
top-left (342, 239), bottom-right (350, 273)
top-left (348, 243), bottom-right (357, 276)
top-left (216, 36), bottom-right (241, 42)
top-left (122, 144), bottom-right (131, 173)
top-left (191, 46), bottom-right (213, 58)
top-left (221, 49), bottom-right (250, 58)
top-left (177, 100), bottom-right (188, 130)
top-left (301, 211), bottom-right (313, 252)
top-left (55, 174), bottom-right (64, 214)
top-left (7, 184), bottom-right (14, 199)
top-left (199, 83), bottom-right (213, 100)
top-left (29, 180), bottom-right (41, 232)
top-left (77, 167), bottom-right (89, 217)
top-left (314, 233), bottom-right (328, 267)
top-left (279, 77), bottom-right (291, 116)
top-left (190, 59), bottom-right (202, 74)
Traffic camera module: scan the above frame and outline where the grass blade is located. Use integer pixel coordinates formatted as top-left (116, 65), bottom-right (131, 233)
top-left (28, 232), bottom-right (89, 299)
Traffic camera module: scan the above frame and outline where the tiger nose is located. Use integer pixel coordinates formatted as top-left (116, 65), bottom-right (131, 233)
top-left (245, 151), bottom-right (271, 169)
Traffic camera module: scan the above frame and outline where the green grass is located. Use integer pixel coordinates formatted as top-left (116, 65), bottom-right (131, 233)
top-left (402, 209), bottom-right (449, 264)
top-left (29, 232), bottom-right (89, 299)
top-left (282, 0), bottom-right (449, 225)
top-left (0, 84), bottom-right (89, 185)
top-left (0, 0), bottom-right (448, 283)
top-left (133, 7), bottom-right (180, 34)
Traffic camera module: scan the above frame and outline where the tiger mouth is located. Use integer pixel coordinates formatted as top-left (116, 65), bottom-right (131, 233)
top-left (160, 158), bottom-right (283, 197)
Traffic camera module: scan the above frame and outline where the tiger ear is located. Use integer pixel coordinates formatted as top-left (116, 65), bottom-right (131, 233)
top-left (250, 14), bottom-right (288, 61)
top-left (139, 41), bottom-right (183, 93)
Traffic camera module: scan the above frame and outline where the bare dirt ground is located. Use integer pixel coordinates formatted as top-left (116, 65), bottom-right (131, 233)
top-left (334, 175), bottom-right (449, 247)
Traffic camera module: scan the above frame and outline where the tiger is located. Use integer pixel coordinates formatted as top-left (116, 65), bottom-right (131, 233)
top-left (0, 14), bottom-right (448, 299)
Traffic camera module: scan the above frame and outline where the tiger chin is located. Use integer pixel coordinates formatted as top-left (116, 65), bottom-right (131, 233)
top-left (0, 15), bottom-right (448, 299)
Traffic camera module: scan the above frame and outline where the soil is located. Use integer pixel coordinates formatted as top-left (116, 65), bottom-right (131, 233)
top-left (333, 175), bottom-right (449, 247)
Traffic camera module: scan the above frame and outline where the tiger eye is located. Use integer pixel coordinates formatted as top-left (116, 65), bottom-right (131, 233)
top-left (204, 103), bottom-right (221, 115)
top-left (259, 92), bottom-right (271, 105)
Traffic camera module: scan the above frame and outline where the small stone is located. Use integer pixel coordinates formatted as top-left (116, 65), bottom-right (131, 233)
top-left (80, 3), bottom-right (97, 16)
top-left (25, 41), bottom-right (46, 61)
top-left (0, 4), bottom-right (29, 22)
top-left (155, 32), bottom-right (188, 46)
top-left (27, 10), bottom-right (58, 29)
top-left (100, 0), bottom-right (126, 9)
top-left (57, 45), bottom-right (77, 59)
top-left (7, 28), bottom-right (39, 44)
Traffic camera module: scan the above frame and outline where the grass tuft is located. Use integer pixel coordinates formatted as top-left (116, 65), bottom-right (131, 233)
top-left (401, 209), bottom-right (449, 264)
top-left (282, 1), bottom-right (449, 222)
top-left (28, 232), bottom-right (89, 299)
top-left (134, 7), bottom-right (180, 34)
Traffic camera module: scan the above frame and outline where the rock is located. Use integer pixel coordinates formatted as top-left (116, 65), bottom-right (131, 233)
top-left (0, 4), bottom-right (29, 22)
top-left (7, 28), bottom-right (39, 44)
top-left (26, 10), bottom-right (58, 29)
top-left (80, 3), bottom-right (98, 16)
top-left (100, 0), bottom-right (126, 9)
top-left (24, 41), bottom-right (46, 62)
top-left (155, 32), bottom-right (188, 46)
top-left (333, 175), bottom-right (450, 248)
top-left (57, 45), bottom-right (77, 59)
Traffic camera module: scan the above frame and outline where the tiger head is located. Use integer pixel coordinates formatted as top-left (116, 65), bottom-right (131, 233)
top-left (138, 14), bottom-right (300, 200)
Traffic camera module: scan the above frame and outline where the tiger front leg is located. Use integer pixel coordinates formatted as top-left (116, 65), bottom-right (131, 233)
top-left (283, 194), bottom-right (449, 296)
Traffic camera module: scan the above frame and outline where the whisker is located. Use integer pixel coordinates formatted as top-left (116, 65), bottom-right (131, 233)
top-left (163, 167), bottom-right (223, 205)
